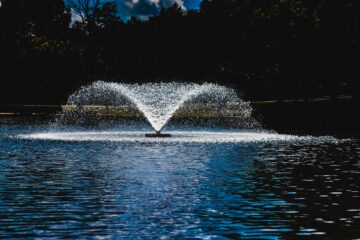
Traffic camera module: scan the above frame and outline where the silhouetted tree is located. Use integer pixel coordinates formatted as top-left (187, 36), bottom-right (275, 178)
top-left (0, 0), bottom-right (359, 103)
top-left (67, 0), bottom-right (100, 22)
top-left (0, 0), bottom-right (70, 35)
top-left (67, 0), bottom-right (120, 34)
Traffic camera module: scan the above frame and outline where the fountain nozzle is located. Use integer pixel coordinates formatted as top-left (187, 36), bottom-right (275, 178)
top-left (145, 130), bottom-right (172, 138)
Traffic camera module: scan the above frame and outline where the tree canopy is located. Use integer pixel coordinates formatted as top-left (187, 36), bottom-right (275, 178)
top-left (0, 0), bottom-right (359, 104)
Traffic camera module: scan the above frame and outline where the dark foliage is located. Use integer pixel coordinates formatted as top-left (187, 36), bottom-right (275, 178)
top-left (0, 0), bottom-right (359, 104)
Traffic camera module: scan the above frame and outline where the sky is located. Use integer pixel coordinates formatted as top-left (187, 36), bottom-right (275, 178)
top-left (117, 0), bottom-right (202, 20)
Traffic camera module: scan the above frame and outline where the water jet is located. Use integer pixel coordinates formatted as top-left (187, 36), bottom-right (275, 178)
top-left (61, 81), bottom-right (255, 133)
top-left (19, 82), bottom-right (337, 143)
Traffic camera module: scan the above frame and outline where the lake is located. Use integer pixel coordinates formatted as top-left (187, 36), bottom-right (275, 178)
top-left (0, 118), bottom-right (359, 239)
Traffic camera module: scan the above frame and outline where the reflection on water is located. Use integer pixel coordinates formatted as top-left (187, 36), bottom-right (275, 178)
top-left (0, 122), bottom-right (359, 239)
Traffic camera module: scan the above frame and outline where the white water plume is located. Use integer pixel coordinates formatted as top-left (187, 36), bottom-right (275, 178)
top-left (66, 81), bottom-right (254, 132)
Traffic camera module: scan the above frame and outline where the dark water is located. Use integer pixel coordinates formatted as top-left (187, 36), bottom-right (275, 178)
top-left (0, 119), bottom-right (360, 239)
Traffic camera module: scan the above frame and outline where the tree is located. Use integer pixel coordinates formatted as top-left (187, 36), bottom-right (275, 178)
top-left (66, 0), bottom-right (120, 33)
top-left (67, 0), bottom-right (101, 22)
top-left (0, 0), bottom-right (70, 35)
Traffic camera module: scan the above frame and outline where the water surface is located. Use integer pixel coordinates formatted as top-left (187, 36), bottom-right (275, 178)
top-left (0, 119), bottom-right (359, 239)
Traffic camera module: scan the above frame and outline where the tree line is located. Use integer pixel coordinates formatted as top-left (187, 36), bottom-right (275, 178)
top-left (0, 0), bottom-right (359, 104)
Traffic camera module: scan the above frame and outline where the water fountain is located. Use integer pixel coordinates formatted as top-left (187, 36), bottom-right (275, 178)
top-left (62, 81), bottom-right (256, 137)
top-left (17, 81), bottom-right (336, 144)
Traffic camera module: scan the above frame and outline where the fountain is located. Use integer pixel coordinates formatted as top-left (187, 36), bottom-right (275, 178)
top-left (61, 81), bottom-right (256, 137)
top-left (15, 81), bottom-right (337, 144)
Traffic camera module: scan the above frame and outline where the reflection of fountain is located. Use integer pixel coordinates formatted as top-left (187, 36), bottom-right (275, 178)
top-left (60, 81), bottom-right (256, 136)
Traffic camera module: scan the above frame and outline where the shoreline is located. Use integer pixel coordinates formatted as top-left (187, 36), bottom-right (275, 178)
top-left (0, 95), bottom-right (354, 116)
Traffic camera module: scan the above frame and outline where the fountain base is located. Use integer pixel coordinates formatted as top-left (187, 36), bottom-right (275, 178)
top-left (145, 131), bottom-right (172, 138)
